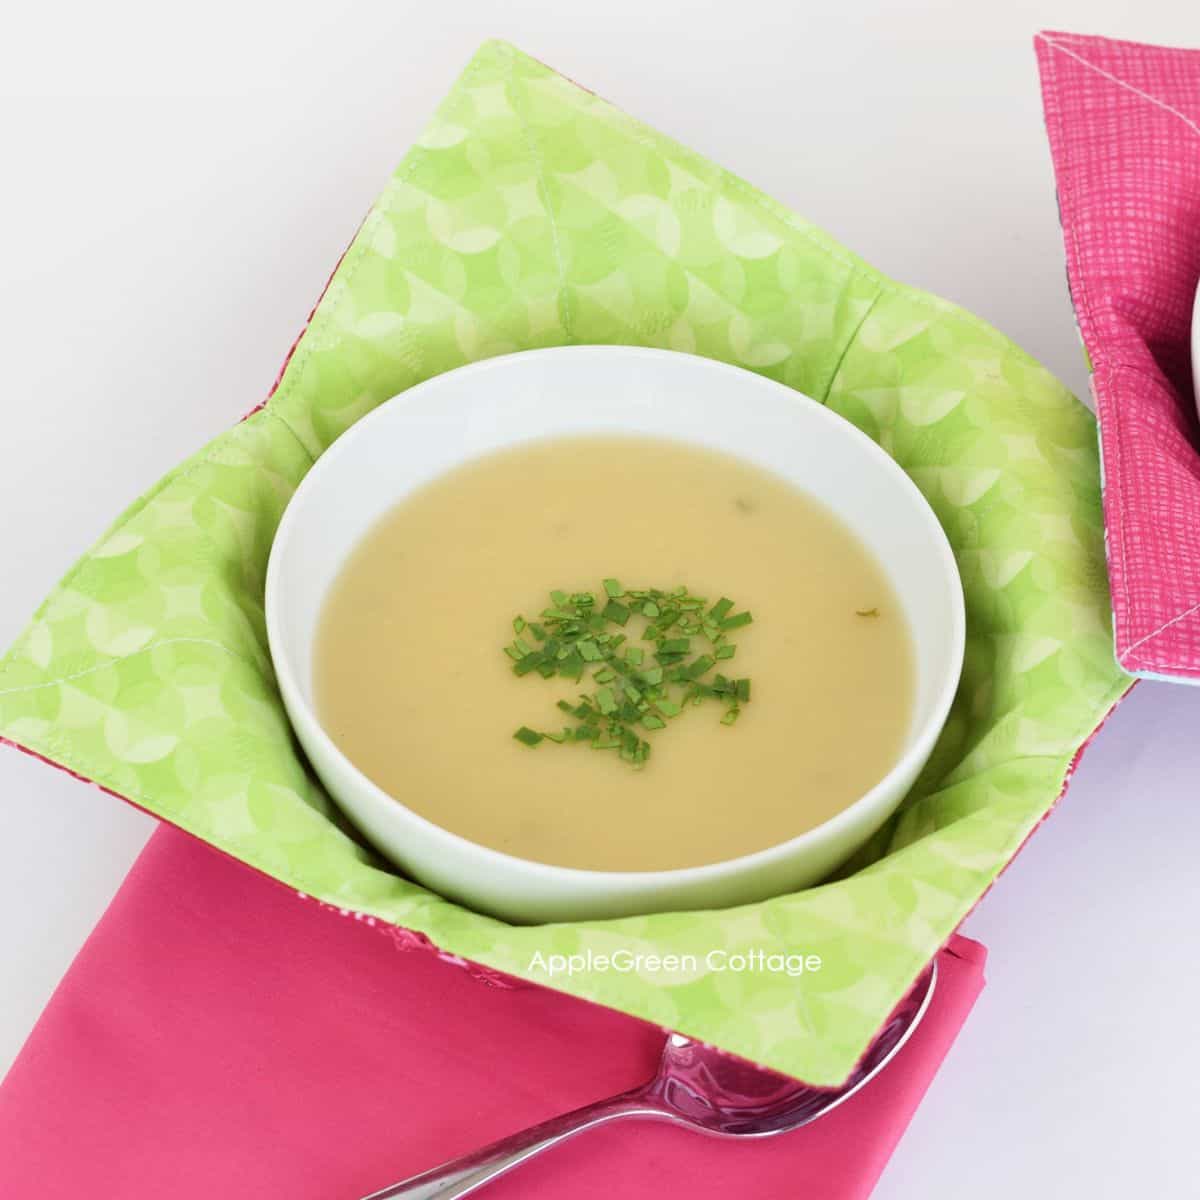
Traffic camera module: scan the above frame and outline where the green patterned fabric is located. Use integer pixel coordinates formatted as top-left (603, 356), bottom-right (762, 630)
top-left (0, 41), bottom-right (1128, 1086)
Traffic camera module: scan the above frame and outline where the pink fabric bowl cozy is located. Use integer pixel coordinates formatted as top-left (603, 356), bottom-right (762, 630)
top-left (1035, 30), bottom-right (1200, 683)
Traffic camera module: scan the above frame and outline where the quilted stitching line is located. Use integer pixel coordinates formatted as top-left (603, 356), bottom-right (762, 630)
top-left (0, 638), bottom-right (267, 698)
top-left (1123, 598), bottom-right (1200, 667)
top-left (1038, 34), bottom-right (1200, 139)
top-left (820, 285), bottom-right (885, 404)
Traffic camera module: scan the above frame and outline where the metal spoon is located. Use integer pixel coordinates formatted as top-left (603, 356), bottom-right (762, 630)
top-left (362, 962), bottom-right (936, 1200)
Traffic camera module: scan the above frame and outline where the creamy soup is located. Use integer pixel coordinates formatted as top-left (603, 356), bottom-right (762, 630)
top-left (315, 435), bottom-right (914, 873)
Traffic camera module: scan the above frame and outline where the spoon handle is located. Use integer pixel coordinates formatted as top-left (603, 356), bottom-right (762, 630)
top-left (360, 1092), bottom-right (667, 1200)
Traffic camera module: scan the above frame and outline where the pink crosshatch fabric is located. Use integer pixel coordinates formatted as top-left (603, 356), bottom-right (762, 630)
top-left (0, 827), bottom-right (986, 1200)
top-left (1035, 30), bottom-right (1200, 682)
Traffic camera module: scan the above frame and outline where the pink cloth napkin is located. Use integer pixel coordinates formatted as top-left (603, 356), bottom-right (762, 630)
top-left (1035, 30), bottom-right (1200, 682)
top-left (0, 826), bottom-right (984, 1198)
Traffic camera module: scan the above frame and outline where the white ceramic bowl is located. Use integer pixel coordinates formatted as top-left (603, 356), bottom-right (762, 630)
top-left (265, 346), bottom-right (965, 923)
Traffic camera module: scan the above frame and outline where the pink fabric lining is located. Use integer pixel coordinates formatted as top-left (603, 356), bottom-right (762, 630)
top-left (0, 827), bottom-right (985, 1199)
top-left (1035, 30), bottom-right (1200, 681)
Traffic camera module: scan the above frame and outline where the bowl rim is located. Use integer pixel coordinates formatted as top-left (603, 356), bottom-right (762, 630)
top-left (264, 345), bottom-right (966, 891)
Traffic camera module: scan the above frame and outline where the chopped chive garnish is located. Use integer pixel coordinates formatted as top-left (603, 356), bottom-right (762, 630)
top-left (506, 583), bottom-right (754, 768)
top-left (602, 599), bottom-right (630, 626)
top-left (709, 597), bottom-right (734, 621)
top-left (856, 607), bottom-right (880, 617)
top-left (559, 653), bottom-right (585, 681)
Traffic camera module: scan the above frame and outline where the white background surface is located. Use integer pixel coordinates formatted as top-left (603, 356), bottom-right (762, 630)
top-left (2, 3), bottom-right (1198, 1196)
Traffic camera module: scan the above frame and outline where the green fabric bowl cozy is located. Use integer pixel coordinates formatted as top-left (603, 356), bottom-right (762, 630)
top-left (0, 42), bottom-right (1129, 1087)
